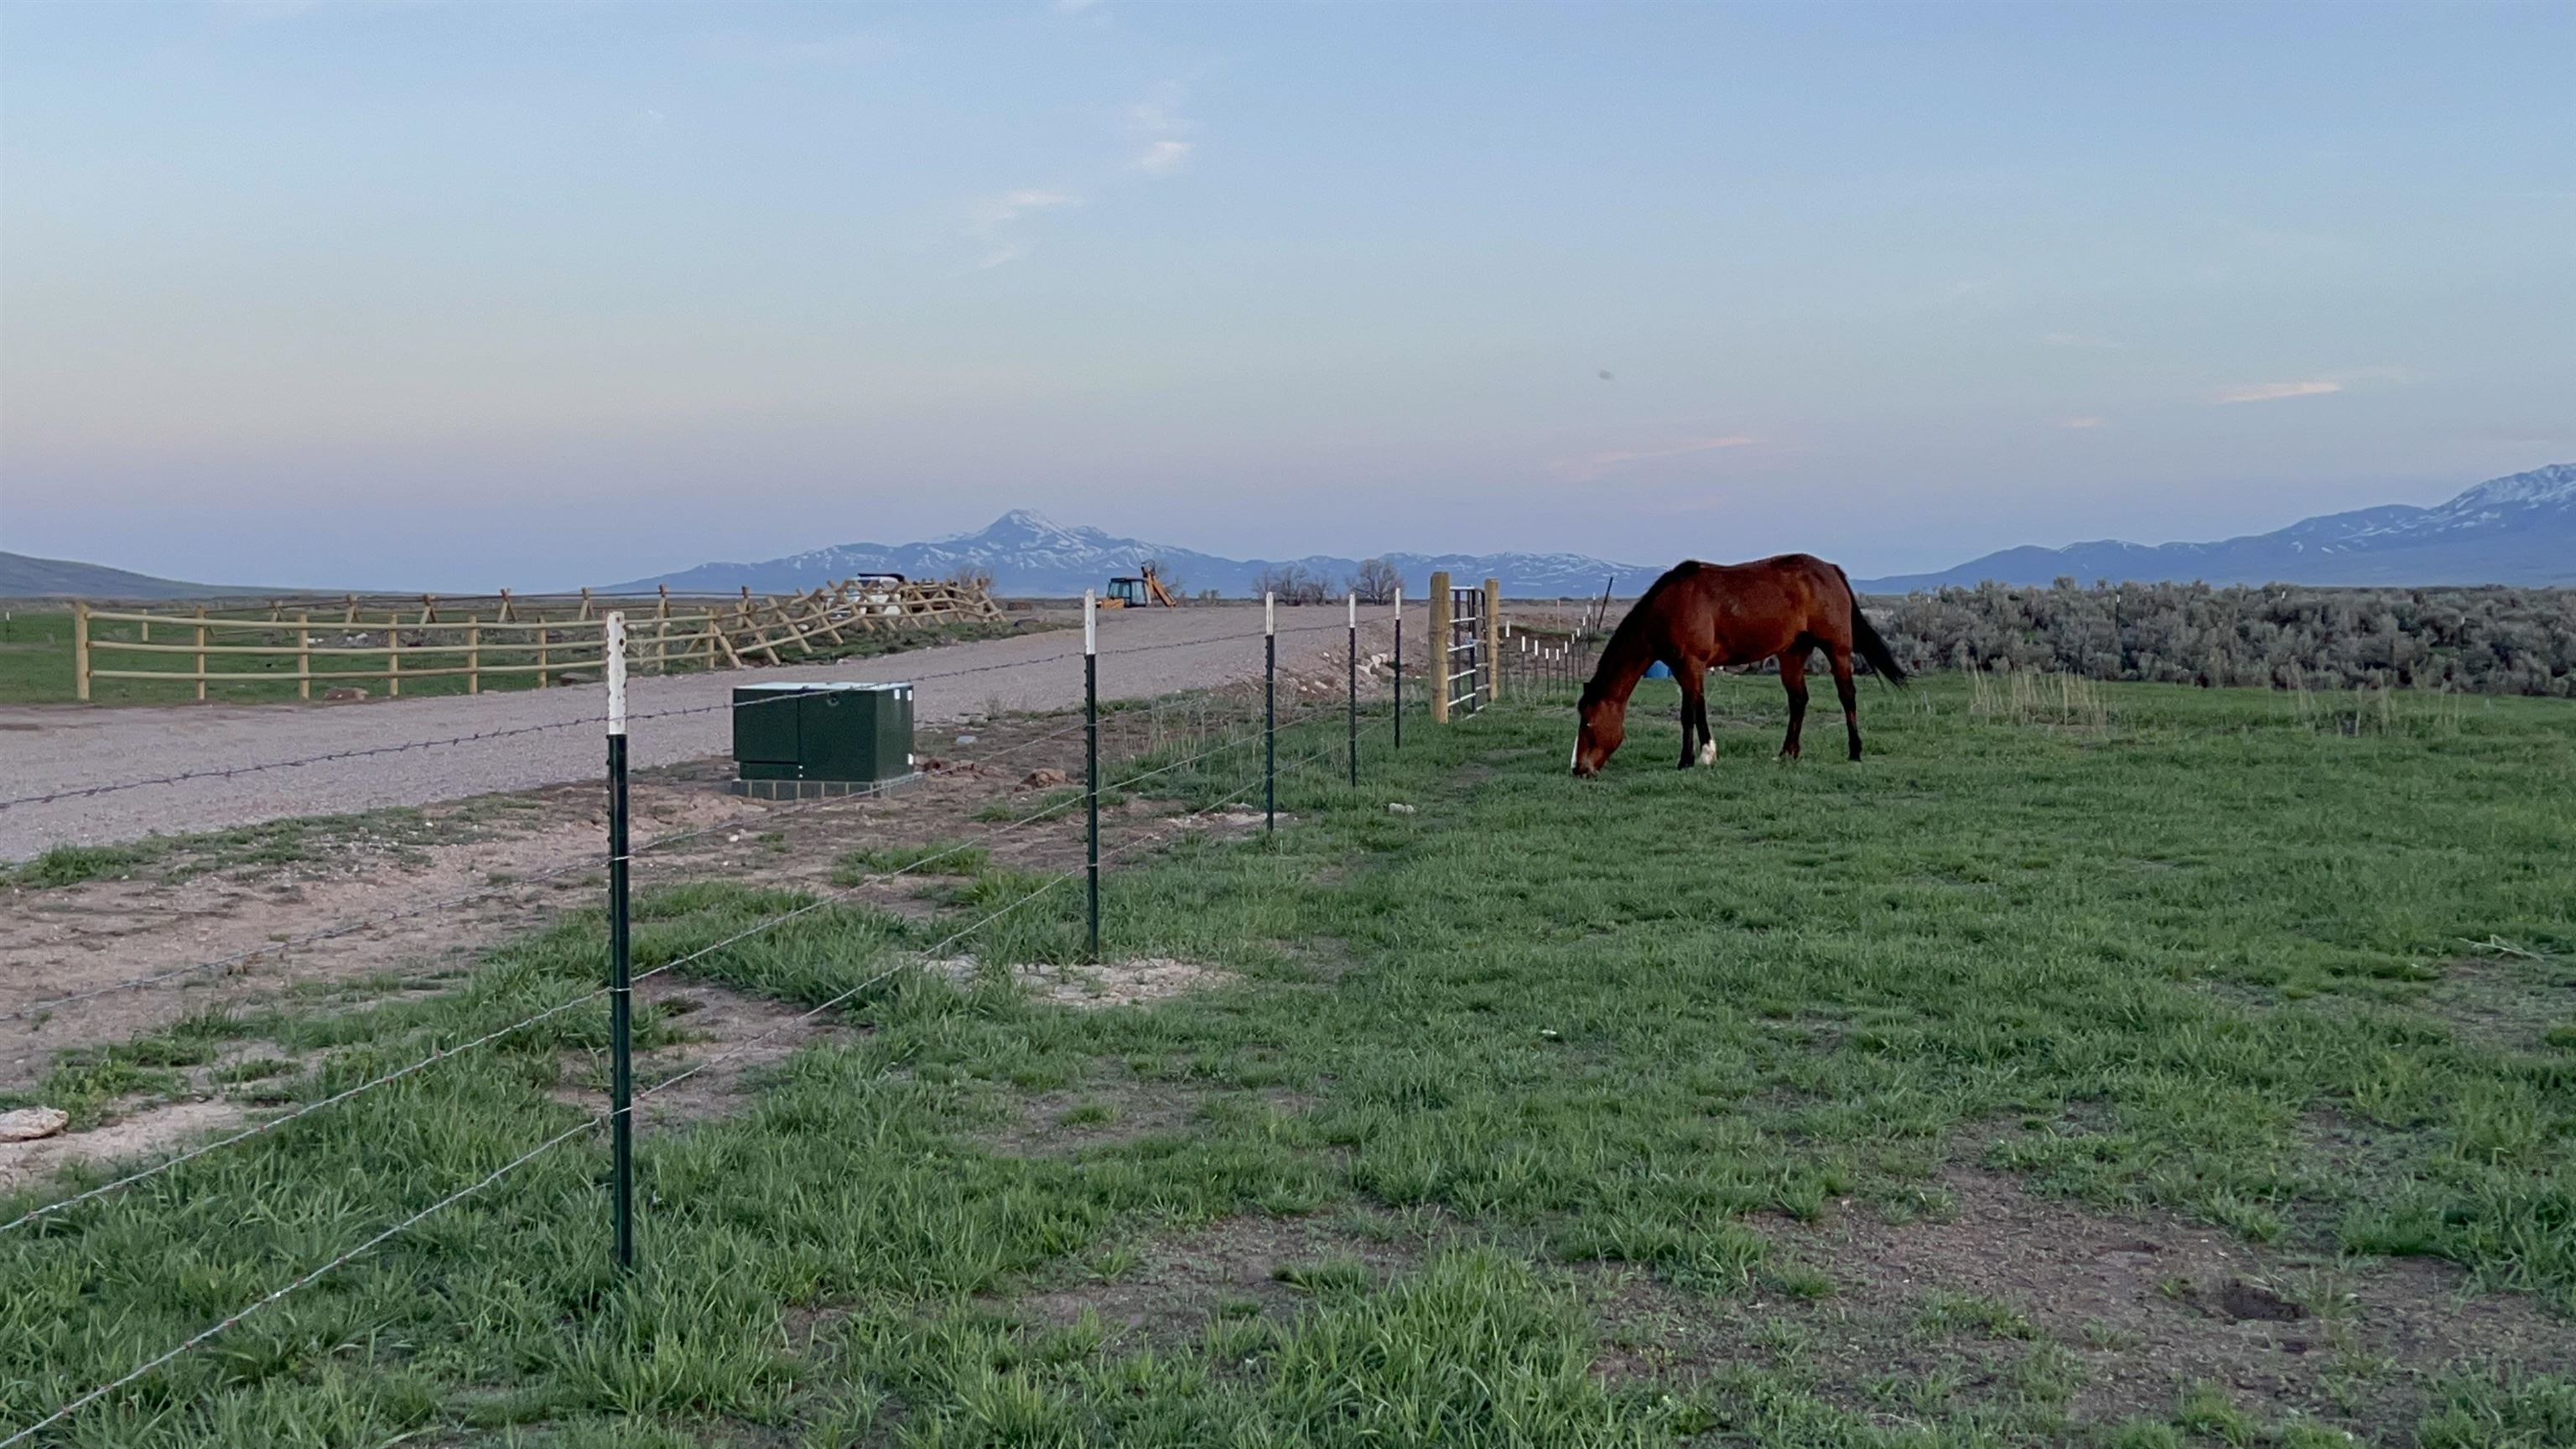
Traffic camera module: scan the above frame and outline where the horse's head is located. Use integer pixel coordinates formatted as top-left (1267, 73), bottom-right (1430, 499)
top-left (1571, 684), bottom-right (1624, 777)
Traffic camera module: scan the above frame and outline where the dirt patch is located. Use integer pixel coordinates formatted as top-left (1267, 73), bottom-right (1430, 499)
top-left (0, 709), bottom-right (1263, 1093)
top-left (1009, 1213), bottom-right (1431, 1349)
top-left (0, 1097), bottom-right (247, 1195)
top-left (1026, 958), bottom-right (1233, 1011)
top-left (994, 1075), bottom-right (1208, 1158)
top-left (0, 782), bottom-right (750, 1089)
top-left (1586, 1166), bottom-right (2574, 1443)
top-left (2420, 953), bottom-right (2573, 1052)
top-left (926, 954), bottom-right (1233, 1013)
top-left (548, 979), bottom-right (850, 1128)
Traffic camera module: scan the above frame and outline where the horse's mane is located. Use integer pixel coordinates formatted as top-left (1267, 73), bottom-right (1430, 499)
top-left (1580, 561), bottom-right (1701, 705)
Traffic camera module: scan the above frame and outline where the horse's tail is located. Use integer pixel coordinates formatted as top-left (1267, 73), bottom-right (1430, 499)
top-left (1836, 567), bottom-right (1909, 686)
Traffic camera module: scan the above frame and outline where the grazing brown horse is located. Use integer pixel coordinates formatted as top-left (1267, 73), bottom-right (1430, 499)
top-left (1572, 554), bottom-right (1905, 776)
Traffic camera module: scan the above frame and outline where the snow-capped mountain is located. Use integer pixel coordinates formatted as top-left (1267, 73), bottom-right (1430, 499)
top-left (605, 463), bottom-right (2573, 599)
top-left (605, 510), bottom-right (1652, 599)
top-left (1858, 464), bottom-right (2576, 591)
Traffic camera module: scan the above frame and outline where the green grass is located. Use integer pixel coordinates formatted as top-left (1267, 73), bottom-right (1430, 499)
top-left (2, 678), bottom-right (2570, 1444)
top-left (834, 840), bottom-right (993, 882)
top-left (9, 842), bottom-right (164, 887)
top-left (6, 802), bottom-right (516, 888)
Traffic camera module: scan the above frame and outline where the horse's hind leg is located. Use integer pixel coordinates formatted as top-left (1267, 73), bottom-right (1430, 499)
top-left (1677, 667), bottom-right (1711, 768)
top-left (1831, 648), bottom-right (1862, 760)
top-left (1778, 651), bottom-right (1809, 761)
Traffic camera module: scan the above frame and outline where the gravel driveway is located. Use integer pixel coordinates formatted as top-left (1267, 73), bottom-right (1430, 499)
top-left (0, 604), bottom-right (1424, 860)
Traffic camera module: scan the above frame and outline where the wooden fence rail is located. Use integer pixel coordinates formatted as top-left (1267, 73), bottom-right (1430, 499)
top-left (71, 576), bottom-right (1005, 702)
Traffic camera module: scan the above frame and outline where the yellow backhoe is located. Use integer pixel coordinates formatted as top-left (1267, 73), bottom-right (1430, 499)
top-left (1102, 561), bottom-right (1180, 609)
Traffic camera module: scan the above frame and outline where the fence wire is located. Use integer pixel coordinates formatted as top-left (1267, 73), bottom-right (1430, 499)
top-left (0, 702), bottom-right (1348, 1233)
top-left (2, 630), bottom-right (1399, 1442)
top-left (0, 718), bottom-right (1097, 1025)
top-left (4, 613), bottom-right (1371, 813)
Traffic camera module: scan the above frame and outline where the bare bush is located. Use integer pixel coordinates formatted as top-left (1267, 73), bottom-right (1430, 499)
top-left (1253, 564), bottom-right (1335, 605)
top-left (1350, 558), bottom-right (1403, 605)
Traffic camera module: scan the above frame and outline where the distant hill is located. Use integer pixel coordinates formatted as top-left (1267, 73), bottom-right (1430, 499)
top-left (0, 551), bottom-right (273, 600)
top-left (1858, 464), bottom-right (2576, 591)
top-left (606, 510), bottom-right (1654, 600)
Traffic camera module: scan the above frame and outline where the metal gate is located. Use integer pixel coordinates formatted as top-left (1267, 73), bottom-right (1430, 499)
top-left (1445, 581), bottom-right (1485, 718)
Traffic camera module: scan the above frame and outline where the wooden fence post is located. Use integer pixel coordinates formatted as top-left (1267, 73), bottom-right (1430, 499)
top-left (655, 586), bottom-right (671, 673)
top-left (1428, 571), bottom-right (1452, 724)
top-left (298, 612), bottom-right (313, 700)
top-left (468, 615), bottom-right (481, 694)
top-left (194, 607), bottom-right (208, 703)
top-left (1482, 578), bottom-right (1502, 707)
top-left (536, 615), bottom-right (550, 688)
top-left (74, 600), bottom-right (92, 702)
top-left (387, 611), bottom-right (402, 697)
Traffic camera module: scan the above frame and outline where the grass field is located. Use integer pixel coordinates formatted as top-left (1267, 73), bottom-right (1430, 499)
top-left (0, 609), bottom-right (1031, 707)
top-left (3, 676), bottom-right (2572, 1446)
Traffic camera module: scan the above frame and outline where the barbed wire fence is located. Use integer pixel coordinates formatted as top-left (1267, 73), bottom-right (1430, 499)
top-left (0, 592), bottom-right (1412, 1445)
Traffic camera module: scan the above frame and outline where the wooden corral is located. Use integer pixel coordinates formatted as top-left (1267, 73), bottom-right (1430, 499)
top-left (70, 577), bottom-right (1005, 701)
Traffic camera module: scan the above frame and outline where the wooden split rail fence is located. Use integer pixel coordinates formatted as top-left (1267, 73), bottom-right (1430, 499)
top-left (71, 578), bottom-right (1005, 702)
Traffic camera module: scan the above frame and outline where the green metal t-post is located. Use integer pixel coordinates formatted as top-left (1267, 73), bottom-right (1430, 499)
top-left (1083, 591), bottom-right (1100, 961)
top-left (1347, 593), bottom-right (1358, 788)
top-left (604, 613), bottom-right (633, 1273)
top-left (1264, 591), bottom-right (1276, 834)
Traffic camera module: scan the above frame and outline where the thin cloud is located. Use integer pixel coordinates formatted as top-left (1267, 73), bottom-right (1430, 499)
top-left (2061, 416), bottom-right (2106, 429)
top-left (2041, 332), bottom-right (2123, 350)
top-left (2215, 380), bottom-right (2343, 404)
top-left (1126, 87), bottom-right (1198, 176)
top-left (1055, 0), bottom-right (1104, 12)
top-left (2213, 365), bottom-right (2415, 404)
top-left (963, 189), bottom-right (1081, 271)
top-left (1557, 435), bottom-right (1758, 483)
top-left (1133, 140), bottom-right (1193, 175)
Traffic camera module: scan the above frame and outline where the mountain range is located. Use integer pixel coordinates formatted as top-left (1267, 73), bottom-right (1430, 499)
top-left (611, 463), bottom-right (2573, 599)
top-left (605, 512), bottom-right (1652, 600)
top-left (0, 551), bottom-right (273, 600)
top-left (8, 464), bottom-right (2566, 602)
top-left (1859, 463), bottom-right (2574, 590)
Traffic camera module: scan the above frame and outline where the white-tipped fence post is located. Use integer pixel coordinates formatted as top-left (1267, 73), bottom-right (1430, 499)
top-left (1083, 590), bottom-right (1099, 960)
top-left (604, 613), bottom-right (632, 1272)
top-left (1392, 587), bottom-right (1404, 748)
top-left (1347, 592), bottom-right (1358, 788)
top-left (1264, 592), bottom-right (1276, 833)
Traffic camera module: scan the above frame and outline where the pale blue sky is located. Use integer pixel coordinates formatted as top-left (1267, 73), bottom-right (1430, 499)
top-left (2, 1), bottom-right (2569, 589)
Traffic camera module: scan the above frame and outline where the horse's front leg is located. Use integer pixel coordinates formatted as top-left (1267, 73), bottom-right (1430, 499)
top-left (1677, 665), bottom-right (1712, 768)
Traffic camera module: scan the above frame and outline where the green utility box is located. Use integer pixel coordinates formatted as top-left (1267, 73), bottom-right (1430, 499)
top-left (729, 682), bottom-right (916, 799)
